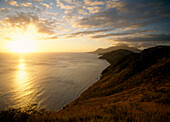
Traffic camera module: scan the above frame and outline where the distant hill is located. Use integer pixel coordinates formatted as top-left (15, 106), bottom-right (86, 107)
top-left (91, 45), bottom-right (141, 54)
top-left (0, 46), bottom-right (169, 121)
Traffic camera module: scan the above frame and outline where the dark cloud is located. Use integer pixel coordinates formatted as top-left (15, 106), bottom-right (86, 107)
top-left (3, 12), bottom-right (39, 27)
top-left (36, 23), bottom-right (55, 34)
top-left (45, 36), bottom-right (58, 40)
top-left (75, 0), bottom-right (170, 30)
top-left (68, 0), bottom-right (170, 47)
top-left (91, 30), bottom-right (156, 39)
top-left (66, 28), bottom-right (115, 38)
top-left (128, 41), bottom-right (170, 49)
top-left (91, 32), bottom-right (131, 39)
top-left (114, 34), bottom-right (170, 42)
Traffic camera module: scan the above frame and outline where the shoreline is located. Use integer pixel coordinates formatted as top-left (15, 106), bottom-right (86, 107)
top-left (59, 56), bottom-right (110, 111)
top-left (57, 54), bottom-right (110, 111)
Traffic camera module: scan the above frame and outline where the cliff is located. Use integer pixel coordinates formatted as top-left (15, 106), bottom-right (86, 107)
top-left (58, 46), bottom-right (170, 121)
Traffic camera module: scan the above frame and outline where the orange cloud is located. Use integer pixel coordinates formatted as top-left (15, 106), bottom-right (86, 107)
top-left (56, 0), bottom-right (75, 9)
top-left (40, 3), bottom-right (50, 9)
top-left (84, 0), bottom-right (105, 6)
top-left (8, 1), bottom-right (19, 7)
top-left (21, 3), bottom-right (33, 7)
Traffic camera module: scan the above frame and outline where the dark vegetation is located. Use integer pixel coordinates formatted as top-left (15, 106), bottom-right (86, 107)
top-left (99, 49), bottom-right (133, 64)
top-left (0, 46), bottom-right (170, 121)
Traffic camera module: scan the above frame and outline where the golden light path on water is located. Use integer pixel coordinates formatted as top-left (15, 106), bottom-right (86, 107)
top-left (14, 58), bottom-right (34, 108)
top-left (0, 53), bottom-right (109, 111)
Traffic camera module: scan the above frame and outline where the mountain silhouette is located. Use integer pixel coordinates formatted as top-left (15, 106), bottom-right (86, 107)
top-left (91, 44), bottom-right (141, 54)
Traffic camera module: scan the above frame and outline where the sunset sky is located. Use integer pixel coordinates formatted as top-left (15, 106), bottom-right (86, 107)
top-left (0, 0), bottom-right (170, 52)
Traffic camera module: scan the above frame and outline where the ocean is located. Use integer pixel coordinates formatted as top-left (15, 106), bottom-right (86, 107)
top-left (0, 53), bottom-right (109, 111)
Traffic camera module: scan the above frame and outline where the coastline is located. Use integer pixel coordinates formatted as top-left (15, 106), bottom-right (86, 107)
top-left (59, 54), bottom-right (110, 111)
top-left (57, 46), bottom-right (170, 121)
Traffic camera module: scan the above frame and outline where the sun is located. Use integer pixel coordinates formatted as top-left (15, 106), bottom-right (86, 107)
top-left (9, 36), bottom-right (35, 53)
top-left (8, 24), bottom-right (37, 53)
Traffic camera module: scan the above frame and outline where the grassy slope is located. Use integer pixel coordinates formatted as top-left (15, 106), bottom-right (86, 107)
top-left (99, 49), bottom-right (134, 64)
top-left (0, 46), bottom-right (170, 122)
top-left (56, 46), bottom-right (170, 121)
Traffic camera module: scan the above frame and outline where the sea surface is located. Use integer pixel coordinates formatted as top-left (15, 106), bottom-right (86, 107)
top-left (0, 53), bottom-right (109, 111)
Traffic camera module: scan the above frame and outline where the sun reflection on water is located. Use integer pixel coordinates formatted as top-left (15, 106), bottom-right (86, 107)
top-left (18, 59), bottom-right (27, 84)
top-left (14, 58), bottom-right (34, 107)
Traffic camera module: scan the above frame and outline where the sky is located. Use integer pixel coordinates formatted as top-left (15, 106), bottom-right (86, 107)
top-left (0, 0), bottom-right (170, 52)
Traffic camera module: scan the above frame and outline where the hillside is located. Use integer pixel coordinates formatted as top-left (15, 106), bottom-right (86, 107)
top-left (99, 49), bottom-right (133, 64)
top-left (91, 45), bottom-right (141, 54)
top-left (0, 46), bottom-right (169, 121)
top-left (57, 46), bottom-right (170, 121)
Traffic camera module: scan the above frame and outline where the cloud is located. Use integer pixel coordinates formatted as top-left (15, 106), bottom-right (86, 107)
top-left (113, 34), bottom-right (170, 42)
top-left (84, 0), bottom-right (105, 6)
top-left (40, 3), bottom-right (50, 9)
top-left (3, 12), bottom-right (39, 27)
top-left (5, 0), bottom-right (41, 12)
top-left (21, 3), bottom-right (33, 7)
top-left (1, 0), bottom-right (170, 50)
top-left (37, 23), bottom-right (55, 34)
top-left (33, 0), bottom-right (43, 1)
top-left (0, 8), bottom-right (12, 13)
top-left (106, 0), bottom-right (126, 10)
top-left (62, 6), bottom-right (85, 21)
top-left (66, 28), bottom-right (115, 38)
top-left (8, 1), bottom-right (19, 7)
top-left (1, 12), bottom-right (56, 35)
top-left (47, 12), bottom-right (58, 16)
top-left (105, 33), bottom-right (170, 49)
top-left (45, 36), bottom-right (58, 40)
top-left (74, 0), bottom-right (170, 30)
top-left (0, 8), bottom-right (5, 11)
top-left (87, 6), bottom-right (103, 14)
top-left (91, 30), bottom-right (156, 39)
top-left (56, 0), bottom-right (75, 9)
top-left (78, 9), bottom-right (89, 15)
top-left (91, 32), bottom-right (131, 39)
top-left (17, 0), bottom-right (43, 2)
top-left (134, 41), bottom-right (170, 49)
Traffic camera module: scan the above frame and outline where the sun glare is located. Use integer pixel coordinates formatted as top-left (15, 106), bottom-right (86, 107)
top-left (8, 24), bottom-right (37, 53)
top-left (9, 37), bottom-right (35, 53)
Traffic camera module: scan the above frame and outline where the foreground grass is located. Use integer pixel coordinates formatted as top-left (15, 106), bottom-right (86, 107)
top-left (0, 102), bottom-right (169, 121)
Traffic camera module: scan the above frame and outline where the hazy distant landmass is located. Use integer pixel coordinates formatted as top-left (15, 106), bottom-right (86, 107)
top-left (0, 46), bottom-right (169, 121)
top-left (91, 44), bottom-right (141, 54)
